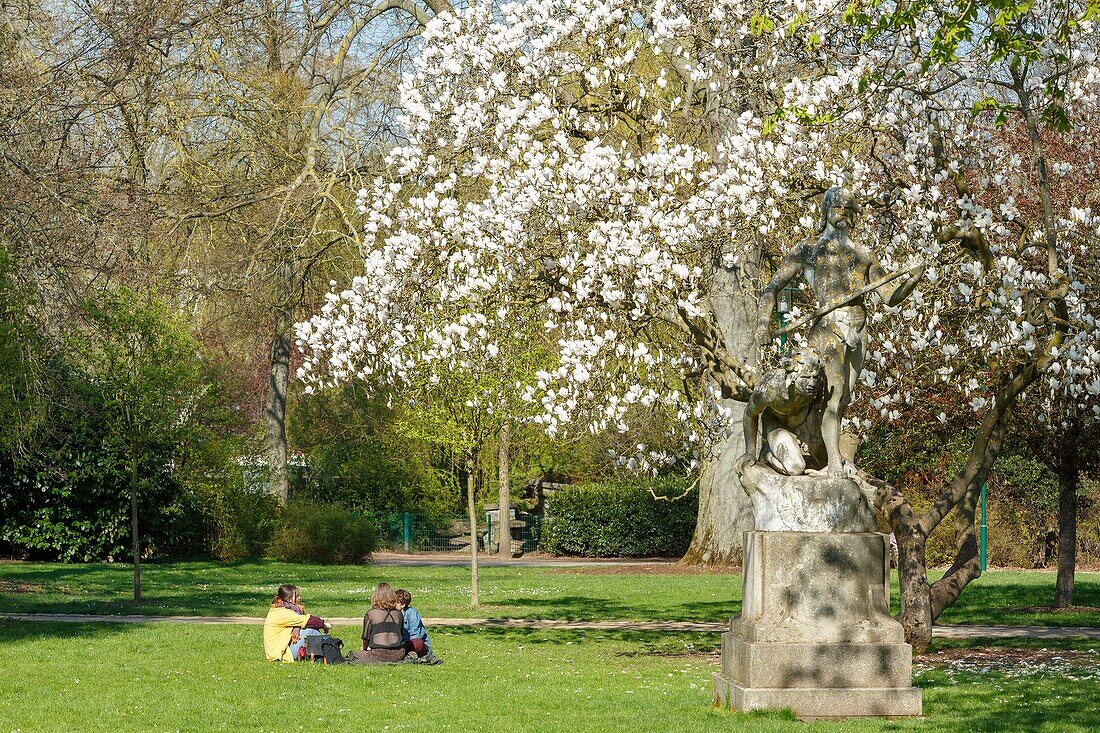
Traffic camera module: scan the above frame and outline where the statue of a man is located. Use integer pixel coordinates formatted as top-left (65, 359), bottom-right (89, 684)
top-left (755, 186), bottom-right (924, 478)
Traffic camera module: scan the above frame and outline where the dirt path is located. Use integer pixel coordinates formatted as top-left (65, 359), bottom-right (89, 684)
top-left (370, 552), bottom-right (680, 567)
top-left (2, 612), bottom-right (1099, 638)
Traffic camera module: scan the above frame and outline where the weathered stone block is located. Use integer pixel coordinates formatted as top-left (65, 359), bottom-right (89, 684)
top-left (713, 674), bottom-right (923, 719)
top-left (721, 636), bottom-right (913, 689)
top-left (715, 531), bottom-right (921, 718)
top-left (739, 462), bottom-right (878, 532)
top-left (738, 531), bottom-right (901, 643)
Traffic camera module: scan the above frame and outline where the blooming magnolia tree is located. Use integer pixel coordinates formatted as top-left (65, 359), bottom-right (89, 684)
top-left (297, 0), bottom-right (1100, 646)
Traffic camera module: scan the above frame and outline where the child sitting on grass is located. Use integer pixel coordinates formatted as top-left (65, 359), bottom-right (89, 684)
top-left (395, 588), bottom-right (441, 665)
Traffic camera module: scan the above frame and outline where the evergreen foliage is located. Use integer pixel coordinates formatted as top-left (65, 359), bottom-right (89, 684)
top-left (268, 503), bottom-right (376, 564)
top-left (543, 478), bottom-right (697, 558)
top-left (0, 290), bottom-right (245, 561)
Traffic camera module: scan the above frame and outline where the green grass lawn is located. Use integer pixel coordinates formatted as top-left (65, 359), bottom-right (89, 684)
top-left (1, 560), bottom-right (1098, 627)
top-left (0, 621), bottom-right (1097, 733)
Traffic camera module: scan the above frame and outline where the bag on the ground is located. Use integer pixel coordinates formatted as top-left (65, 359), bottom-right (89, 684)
top-left (305, 634), bottom-right (345, 665)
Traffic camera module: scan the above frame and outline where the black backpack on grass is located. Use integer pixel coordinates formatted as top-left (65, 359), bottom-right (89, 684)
top-left (305, 634), bottom-right (346, 665)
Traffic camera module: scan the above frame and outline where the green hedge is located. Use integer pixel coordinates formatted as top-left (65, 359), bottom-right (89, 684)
top-left (542, 478), bottom-right (697, 558)
top-left (269, 504), bottom-right (376, 564)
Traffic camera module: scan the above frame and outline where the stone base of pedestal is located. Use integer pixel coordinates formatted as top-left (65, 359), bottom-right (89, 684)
top-left (713, 674), bottom-right (923, 719)
top-left (713, 531), bottom-right (922, 719)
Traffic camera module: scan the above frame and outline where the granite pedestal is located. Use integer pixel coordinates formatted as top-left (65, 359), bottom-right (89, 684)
top-left (713, 531), bottom-right (922, 719)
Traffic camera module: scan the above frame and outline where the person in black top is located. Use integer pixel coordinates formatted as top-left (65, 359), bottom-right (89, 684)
top-left (349, 581), bottom-right (407, 664)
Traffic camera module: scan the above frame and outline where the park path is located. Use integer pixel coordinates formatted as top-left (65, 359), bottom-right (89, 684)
top-left (370, 552), bottom-right (679, 567)
top-left (2, 613), bottom-right (1099, 638)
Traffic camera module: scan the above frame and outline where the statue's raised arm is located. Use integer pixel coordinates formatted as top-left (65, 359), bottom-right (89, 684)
top-left (754, 247), bottom-right (806, 348)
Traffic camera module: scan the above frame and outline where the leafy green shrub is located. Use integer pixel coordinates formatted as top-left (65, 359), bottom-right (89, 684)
top-left (0, 288), bottom-right (250, 562)
top-left (269, 504), bottom-right (376, 564)
top-left (290, 385), bottom-right (460, 516)
top-left (542, 478), bottom-right (697, 557)
top-left (200, 483), bottom-right (281, 561)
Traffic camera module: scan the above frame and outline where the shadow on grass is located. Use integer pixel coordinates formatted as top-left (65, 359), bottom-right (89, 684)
top-left (912, 672), bottom-right (1100, 732)
top-left (926, 636), bottom-right (1100, 653)
top-left (492, 595), bottom-right (737, 623)
top-left (0, 589), bottom-right (278, 616)
top-left (5, 560), bottom-right (1100, 629)
top-left (0, 559), bottom-right (365, 616)
top-left (432, 624), bottom-right (723, 657)
top-left (931, 573), bottom-right (1100, 626)
top-left (0, 618), bottom-right (137, 643)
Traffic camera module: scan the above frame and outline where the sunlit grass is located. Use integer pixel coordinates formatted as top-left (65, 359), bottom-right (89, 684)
top-left (0, 622), bottom-right (1098, 732)
top-left (1, 561), bottom-right (1097, 627)
top-left (0, 560), bottom-right (740, 621)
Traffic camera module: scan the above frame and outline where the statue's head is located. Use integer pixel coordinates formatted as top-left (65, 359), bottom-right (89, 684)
top-left (781, 347), bottom-right (822, 394)
top-left (818, 186), bottom-right (860, 235)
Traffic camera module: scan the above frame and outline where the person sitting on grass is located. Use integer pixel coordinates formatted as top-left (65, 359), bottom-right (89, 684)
top-left (396, 588), bottom-right (440, 665)
top-left (263, 584), bottom-right (331, 663)
top-left (348, 581), bottom-right (407, 664)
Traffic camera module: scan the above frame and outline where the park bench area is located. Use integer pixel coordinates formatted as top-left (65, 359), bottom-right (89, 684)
top-left (371, 511), bottom-right (542, 556)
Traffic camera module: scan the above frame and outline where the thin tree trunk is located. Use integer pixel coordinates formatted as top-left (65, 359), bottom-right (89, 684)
top-left (265, 316), bottom-right (291, 506)
top-left (1056, 433), bottom-right (1079, 608)
top-left (466, 456), bottom-right (480, 606)
top-left (930, 482), bottom-right (983, 619)
top-left (497, 422), bottom-right (511, 558)
top-left (896, 528), bottom-right (931, 650)
top-left (131, 447), bottom-right (142, 603)
top-left (1016, 71), bottom-right (1077, 607)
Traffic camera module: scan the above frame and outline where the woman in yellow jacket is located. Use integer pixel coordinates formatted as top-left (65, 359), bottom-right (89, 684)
top-left (263, 584), bottom-right (331, 662)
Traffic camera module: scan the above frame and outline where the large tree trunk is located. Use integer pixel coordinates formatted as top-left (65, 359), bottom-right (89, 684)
top-left (684, 433), bottom-right (755, 564)
top-left (265, 301), bottom-right (292, 505)
top-left (466, 455), bottom-right (480, 606)
top-left (1056, 432), bottom-right (1079, 608)
top-left (684, 255), bottom-right (757, 564)
top-left (497, 422), bottom-right (511, 558)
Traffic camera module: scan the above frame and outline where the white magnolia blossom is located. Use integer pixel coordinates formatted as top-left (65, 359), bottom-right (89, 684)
top-left (297, 0), bottom-right (1100, 459)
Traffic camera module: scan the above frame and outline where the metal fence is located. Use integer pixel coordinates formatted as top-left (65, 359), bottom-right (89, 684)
top-left (368, 512), bottom-right (544, 555)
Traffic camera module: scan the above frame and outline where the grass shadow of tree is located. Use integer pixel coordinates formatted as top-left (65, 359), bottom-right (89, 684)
top-left (491, 595), bottom-right (736, 622)
top-left (431, 625), bottom-right (723, 656)
top-left (0, 618), bottom-right (138, 643)
top-left (931, 574), bottom-right (1100, 626)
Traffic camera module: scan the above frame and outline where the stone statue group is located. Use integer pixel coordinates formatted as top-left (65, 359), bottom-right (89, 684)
top-left (715, 187), bottom-right (925, 718)
top-left (737, 186), bottom-right (924, 532)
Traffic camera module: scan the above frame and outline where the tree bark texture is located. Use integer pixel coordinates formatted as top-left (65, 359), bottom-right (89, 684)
top-left (684, 256), bottom-right (757, 564)
top-left (497, 422), bottom-right (511, 558)
top-left (265, 319), bottom-right (291, 506)
top-left (466, 457), bottom-right (480, 606)
top-left (896, 528), bottom-right (931, 649)
top-left (684, 427), bottom-right (755, 564)
top-left (930, 481), bottom-right (982, 619)
top-left (1056, 433), bottom-right (1079, 608)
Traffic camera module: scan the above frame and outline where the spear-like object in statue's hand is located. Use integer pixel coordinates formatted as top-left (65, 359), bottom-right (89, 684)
top-left (774, 263), bottom-right (926, 337)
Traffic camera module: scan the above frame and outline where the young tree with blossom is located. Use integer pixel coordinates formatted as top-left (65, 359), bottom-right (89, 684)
top-left (298, 0), bottom-right (1100, 647)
